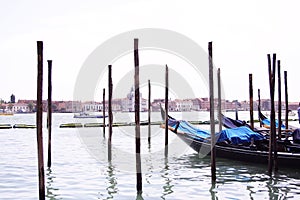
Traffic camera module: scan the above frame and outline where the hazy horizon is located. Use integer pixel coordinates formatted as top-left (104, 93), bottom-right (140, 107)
top-left (1, 1), bottom-right (300, 102)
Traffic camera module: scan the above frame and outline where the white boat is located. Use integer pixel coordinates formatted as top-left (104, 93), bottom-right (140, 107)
top-left (73, 112), bottom-right (107, 119)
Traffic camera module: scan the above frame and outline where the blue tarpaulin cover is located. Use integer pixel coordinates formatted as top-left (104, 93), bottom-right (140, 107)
top-left (261, 118), bottom-right (286, 129)
top-left (168, 119), bottom-right (210, 141)
top-left (168, 119), bottom-right (265, 145)
top-left (259, 111), bottom-right (286, 129)
top-left (217, 126), bottom-right (265, 144)
top-left (221, 114), bottom-right (249, 129)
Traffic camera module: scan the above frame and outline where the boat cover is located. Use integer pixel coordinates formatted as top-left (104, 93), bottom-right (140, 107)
top-left (259, 112), bottom-right (286, 129)
top-left (168, 119), bottom-right (265, 145)
top-left (293, 128), bottom-right (300, 144)
top-left (221, 114), bottom-right (250, 129)
top-left (168, 118), bottom-right (211, 141)
top-left (218, 126), bottom-right (265, 144)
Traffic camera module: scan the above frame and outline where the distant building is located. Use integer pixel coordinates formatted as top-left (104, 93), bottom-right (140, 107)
top-left (5, 96), bottom-right (299, 113)
top-left (121, 87), bottom-right (147, 112)
top-left (10, 94), bottom-right (15, 103)
top-left (82, 101), bottom-right (102, 112)
top-left (199, 98), bottom-right (210, 111)
top-left (224, 100), bottom-right (241, 111)
top-left (11, 103), bottom-right (29, 113)
top-left (288, 102), bottom-right (299, 110)
top-left (100, 99), bottom-right (122, 112)
top-left (261, 99), bottom-right (271, 111)
top-left (55, 101), bottom-right (80, 113)
top-left (169, 99), bottom-right (193, 111)
top-left (191, 98), bottom-right (202, 111)
top-left (151, 101), bottom-right (162, 112)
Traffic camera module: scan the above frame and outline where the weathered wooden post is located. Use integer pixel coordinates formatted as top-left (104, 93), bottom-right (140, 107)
top-left (103, 88), bottom-right (105, 137)
top-left (272, 60), bottom-right (282, 172)
top-left (134, 38), bottom-right (142, 193)
top-left (249, 74), bottom-right (254, 130)
top-left (165, 65), bottom-right (169, 156)
top-left (267, 53), bottom-right (276, 175)
top-left (108, 65), bottom-right (113, 161)
top-left (47, 60), bottom-right (52, 168)
top-left (217, 68), bottom-right (222, 132)
top-left (273, 56), bottom-right (278, 171)
top-left (277, 60), bottom-right (282, 141)
top-left (267, 54), bottom-right (272, 174)
top-left (235, 101), bottom-right (239, 120)
top-left (148, 79), bottom-right (151, 144)
top-left (267, 54), bottom-right (273, 175)
top-left (36, 41), bottom-right (45, 200)
top-left (208, 41), bottom-right (216, 182)
top-left (284, 71), bottom-right (289, 131)
top-left (258, 89), bottom-right (262, 127)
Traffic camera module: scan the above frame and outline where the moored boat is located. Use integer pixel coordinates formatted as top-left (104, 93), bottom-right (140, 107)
top-left (163, 116), bottom-right (300, 168)
top-left (175, 133), bottom-right (300, 166)
top-left (73, 112), bottom-right (108, 119)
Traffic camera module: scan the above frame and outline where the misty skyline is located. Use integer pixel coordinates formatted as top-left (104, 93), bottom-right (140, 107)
top-left (1, 1), bottom-right (299, 102)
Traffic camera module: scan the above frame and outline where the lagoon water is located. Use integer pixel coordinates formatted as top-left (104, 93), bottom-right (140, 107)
top-left (0, 111), bottom-right (300, 199)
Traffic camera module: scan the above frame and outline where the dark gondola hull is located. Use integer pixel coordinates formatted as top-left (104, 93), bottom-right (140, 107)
top-left (176, 133), bottom-right (300, 167)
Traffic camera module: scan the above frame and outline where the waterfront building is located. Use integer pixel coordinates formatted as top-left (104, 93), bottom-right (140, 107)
top-left (120, 87), bottom-right (148, 112)
top-left (11, 103), bottom-right (30, 113)
top-left (55, 101), bottom-right (81, 113)
top-left (82, 101), bottom-right (102, 112)
top-left (169, 99), bottom-right (193, 112)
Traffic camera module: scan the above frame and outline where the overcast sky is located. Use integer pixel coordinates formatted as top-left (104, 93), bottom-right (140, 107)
top-left (1, 0), bottom-right (299, 102)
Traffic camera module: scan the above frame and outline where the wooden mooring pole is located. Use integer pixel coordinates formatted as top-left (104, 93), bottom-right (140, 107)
top-left (267, 53), bottom-right (276, 175)
top-left (165, 65), bottom-right (169, 156)
top-left (47, 60), bottom-right (52, 168)
top-left (267, 54), bottom-right (273, 175)
top-left (273, 56), bottom-right (278, 171)
top-left (103, 88), bottom-right (105, 137)
top-left (277, 60), bottom-right (282, 141)
top-left (258, 89), bottom-right (262, 127)
top-left (235, 102), bottom-right (239, 120)
top-left (134, 38), bottom-right (142, 193)
top-left (148, 80), bottom-right (151, 144)
top-left (217, 68), bottom-right (222, 132)
top-left (108, 65), bottom-right (113, 161)
top-left (36, 41), bottom-right (45, 200)
top-left (249, 74), bottom-right (254, 130)
top-left (274, 60), bottom-right (282, 172)
top-left (208, 41), bottom-right (216, 182)
top-left (284, 71), bottom-right (289, 132)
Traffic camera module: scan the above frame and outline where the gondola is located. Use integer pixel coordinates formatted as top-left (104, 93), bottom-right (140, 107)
top-left (162, 112), bottom-right (300, 167)
top-left (258, 111), bottom-right (287, 130)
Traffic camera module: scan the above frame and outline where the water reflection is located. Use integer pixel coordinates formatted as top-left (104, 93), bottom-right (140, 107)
top-left (267, 177), bottom-right (282, 199)
top-left (4, 112), bottom-right (300, 199)
top-left (145, 143), bottom-right (154, 184)
top-left (209, 182), bottom-right (217, 200)
top-left (161, 157), bottom-right (174, 200)
top-left (216, 156), bottom-right (300, 199)
top-left (46, 168), bottom-right (61, 200)
top-left (265, 172), bottom-right (300, 199)
top-left (136, 193), bottom-right (144, 200)
top-left (104, 162), bottom-right (118, 200)
top-left (168, 153), bottom-right (300, 200)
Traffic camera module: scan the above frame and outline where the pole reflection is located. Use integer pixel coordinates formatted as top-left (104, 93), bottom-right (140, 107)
top-left (103, 161), bottom-right (118, 200)
top-left (161, 157), bottom-right (174, 200)
top-left (46, 168), bottom-right (61, 200)
top-left (209, 181), bottom-right (217, 200)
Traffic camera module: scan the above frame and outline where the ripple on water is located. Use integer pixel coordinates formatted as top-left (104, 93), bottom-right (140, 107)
top-left (1, 113), bottom-right (300, 199)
